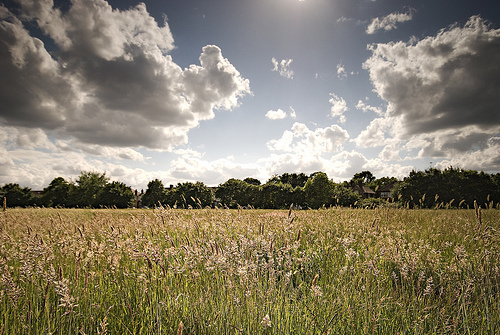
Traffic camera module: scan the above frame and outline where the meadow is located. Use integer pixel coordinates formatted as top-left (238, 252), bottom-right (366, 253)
top-left (0, 206), bottom-right (499, 334)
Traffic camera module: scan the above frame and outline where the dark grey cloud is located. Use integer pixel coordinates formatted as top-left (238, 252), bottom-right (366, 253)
top-left (0, 7), bottom-right (71, 129)
top-left (0, 0), bottom-right (250, 150)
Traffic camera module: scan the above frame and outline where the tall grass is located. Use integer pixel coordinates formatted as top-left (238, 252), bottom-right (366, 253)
top-left (0, 206), bottom-right (499, 334)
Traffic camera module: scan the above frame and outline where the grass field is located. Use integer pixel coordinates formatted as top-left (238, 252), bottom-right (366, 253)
top-left (0, 206), bottom-right (499, 334)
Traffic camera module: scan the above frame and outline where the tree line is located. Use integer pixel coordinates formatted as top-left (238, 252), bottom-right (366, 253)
top-left (1, 167), bottom-right (499, 209)
top-left (1, 172), bottom-right (134, 209)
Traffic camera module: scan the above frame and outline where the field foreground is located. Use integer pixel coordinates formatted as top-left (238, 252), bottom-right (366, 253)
top-left (1, 207), bottom-right (499, 334)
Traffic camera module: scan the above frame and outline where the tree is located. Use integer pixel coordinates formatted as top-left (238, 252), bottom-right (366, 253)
top-left (493, 173), bottom-right (500, 202)
top-left (72, 171), bottom-right (109, 207)
top-left (261, 182), bottom-right (293, 209)
top-left (243, 177), bottom-right (261, 186)
top-left (41, 177), bottom-right (71, 207)
top-left (216, 179), bottom-right (249, 208)
top-left (304, 172), bottom-right (334, 209)
top-left (394, 167), bottom-right (498, 208)
top-left (291, 186), bottom-right (306, 208)
top-left (98, 181), bottom-right (134, 208)
top-left (168, 182), bottom-right (213, 208)
top-left (333, 184), bottom-right (361, 207)
top-left (142, 179), bottom-right (167, 207)
top-left (351, 171), bottom-right (376, 184)
top-left (267, 173), bottom-right (310, 188)
top-left (245, 184), bottom-right (261, 208)
top-left (278, 173), bottom-right (310, 188)
top-left (0, 183), bottom-right (32, 207)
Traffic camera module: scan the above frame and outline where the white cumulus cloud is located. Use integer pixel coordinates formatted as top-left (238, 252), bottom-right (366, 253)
top-left (267, 122), bottom-right (349, 154)
top-left (329, 93), bottom-right (348, 123)
top-left (265, 109), bottom-right (287, 120)
top-left (356, 100), bottom-right (383, 116)
top-left (366, 9), bottom-right (414, 34)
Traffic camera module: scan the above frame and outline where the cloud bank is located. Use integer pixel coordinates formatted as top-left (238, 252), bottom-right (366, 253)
top-left (360, 16), bottom-right (500, 169)
top-left (0, 0), bottom-right (251, 150)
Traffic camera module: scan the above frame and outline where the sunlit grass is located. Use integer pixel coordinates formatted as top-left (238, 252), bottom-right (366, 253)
top-left (0, 207), bottom-right (499, 334)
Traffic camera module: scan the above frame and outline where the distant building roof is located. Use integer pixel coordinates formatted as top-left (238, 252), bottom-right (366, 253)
top-left (378, 182), bottom-right (395, 192)
top-left (352, 184), bottom-right (375, 195)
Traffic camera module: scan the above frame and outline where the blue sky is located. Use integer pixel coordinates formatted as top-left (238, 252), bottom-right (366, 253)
top-left (1, 0), bottom-right (500, 190)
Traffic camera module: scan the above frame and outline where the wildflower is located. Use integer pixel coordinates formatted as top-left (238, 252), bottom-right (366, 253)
top-left (261, 314), bottom-right (271, 327)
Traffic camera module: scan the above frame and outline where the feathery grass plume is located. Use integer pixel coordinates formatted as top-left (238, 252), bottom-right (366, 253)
top-left (2, 271), bottom-right (23, 304)
top-left (312, 273), bottom-right (319, 287)
top-left (311, 274), bottom-right (323, 297)
top-left (98, 316), bottom-right (108, 335)
top-left (473, 200), bottom-right (484, 237)
top-left (176, 321), bottom-right (184, 335)
top-left (446, 198), bottom-right (455, 209)
top-left (54, 277), bottom-right (78, 314)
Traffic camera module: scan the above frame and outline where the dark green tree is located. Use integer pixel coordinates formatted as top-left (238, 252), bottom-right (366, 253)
top-left (291, 186), bottom-right (306, 208)
top-left (243, 177), bottom-right (261, 186)
top-left (72, 171), bottom-right (109, 208)
top-left (267, 173), bottom-right (310, 188)
top-left (304, 172), bottom-right (334, 209)
top-left (0, 183), bottom-right (32, 207)
top-left (41, 177), bottom-right (71, 207)
top-left (333, 184), bottom-right (361, 207)
top-left (394, 167), bottom-right (498, 208)
top-left (142, 179), bottom-right (167, 207)
top-left (98, 181), bottom-right (134, 208)
top-left (351, 171), bottom-right (376, 185)
top-left (216, 179), bottom-right (249, 208)
top-left (278, 172), bottom-right (310, 188)
top-left (168, 182), bottom-right (213, 208)
top-left (493, 173), bottom-right (500, 202)
top-left (260, 181), bottom-right (293, 209)
top-left (244, 184), bottom-right (262, 208)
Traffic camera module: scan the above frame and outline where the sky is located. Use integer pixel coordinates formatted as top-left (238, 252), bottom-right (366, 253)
top-left (1, 0), bottom-right (500, 190)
